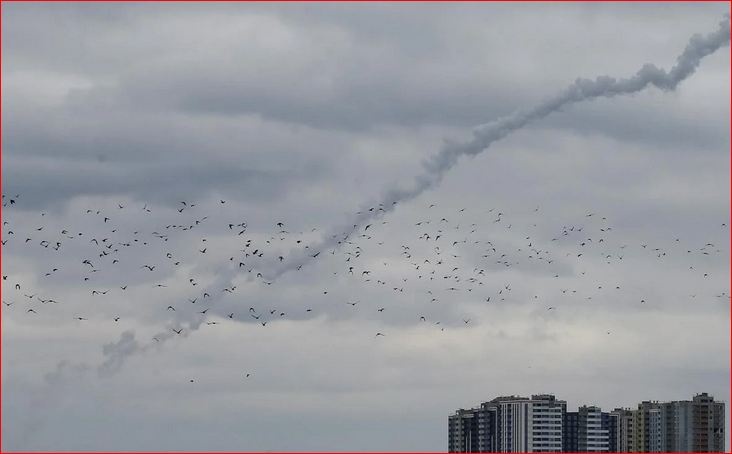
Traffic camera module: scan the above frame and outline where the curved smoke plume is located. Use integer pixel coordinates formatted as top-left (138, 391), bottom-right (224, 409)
top-left (98, 15), bottom-right (730, 375)
top-left (267, 14), bottom-right (730, 280)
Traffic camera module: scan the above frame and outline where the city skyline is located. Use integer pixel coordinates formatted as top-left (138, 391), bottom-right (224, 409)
top-left (2, 3), bottom-right (730, 451)
top-left (449, 392), bottom-right (725, 453)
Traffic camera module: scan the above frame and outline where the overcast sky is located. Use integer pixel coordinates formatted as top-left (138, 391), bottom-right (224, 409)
top-left (2, 3), bottom-right (730, 451)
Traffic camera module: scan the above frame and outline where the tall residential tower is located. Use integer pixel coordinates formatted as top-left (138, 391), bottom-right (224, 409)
top-left (448, 392), bottom-right (724, 453)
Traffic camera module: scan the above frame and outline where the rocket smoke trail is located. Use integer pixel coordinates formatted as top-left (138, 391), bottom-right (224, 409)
top-left (96, 15), bottom-right (730, 375)
top-left (267, 14), bottom-right (731, 280)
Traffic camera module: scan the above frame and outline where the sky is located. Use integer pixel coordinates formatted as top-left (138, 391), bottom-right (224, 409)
top-left (1, 3), bottom-right (730, 451)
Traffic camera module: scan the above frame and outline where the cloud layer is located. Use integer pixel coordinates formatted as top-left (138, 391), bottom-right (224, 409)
top-left (2, 3), bottom-right (730, 451)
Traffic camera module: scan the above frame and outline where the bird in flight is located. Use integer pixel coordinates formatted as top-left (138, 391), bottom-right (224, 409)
top-left (3, 188), bottom-right (727, 390)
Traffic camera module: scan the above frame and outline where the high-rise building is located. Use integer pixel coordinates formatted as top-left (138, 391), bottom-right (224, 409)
top-left (660, 400), bottom-right (694, 452)
top-left (691, 392), bottom-right (725, 452)
top-left (497, 394), bottom-right (565, 453)
top-left (448, 393), bottom-right (724, 453)
top-left (627, 393), bottom-right (725, 453)
top-left (577, 406), bottom-right (609, 452)
top-left (449, 408), bottom-right (480, 453)
top-left (476, 402), bottom-right (500, 452)
top-left (562, 411), bottom-right (579, 452)
top-left (448, 402), bottom-right (501, 453)
top-left (610, 408), bottom-right (635, 452)
top-left (449, 395), bottom-right (566, 453)
top-left (449, 395), bottom-right (565, 453)
top-left (633, 401), bottom-right (663, 452)
top-left (604, 410), bottom-right (618, 453)
top-left (563, 406), bottom-right (611, 452)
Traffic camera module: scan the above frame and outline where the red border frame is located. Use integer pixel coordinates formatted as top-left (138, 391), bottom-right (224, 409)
top-left (0, 1), bottom-right (729, 453)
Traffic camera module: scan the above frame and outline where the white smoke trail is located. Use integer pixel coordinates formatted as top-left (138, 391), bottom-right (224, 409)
top-left (267, 14), bottom-right (730, 280)
top-left (96, 15), bottom-right (730, 374)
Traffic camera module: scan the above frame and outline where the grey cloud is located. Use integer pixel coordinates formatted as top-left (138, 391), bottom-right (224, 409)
top-left (2, 4), bottom-right (729, 451)
top-left (264, 15), bottom-right (729, 279)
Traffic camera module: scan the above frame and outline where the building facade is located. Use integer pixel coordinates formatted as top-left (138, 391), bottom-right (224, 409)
top-left (497, 394), bottom-right (565, 453)
top-left (577, 406), bottom-right (609, 452)
top-left (610, 408), bottom-right (635, 452)
top-left (604, 410), bottom-right (618, 453)
top-left (562, 411), bottom-right (578, 452)
top-left (449, 408), bottom-right (479, 453)
top-left (449, 393), bottom-right (724, 453)
top-left (691, 392), bottom-right (725, 452)
top-left (563, 407), bottom-right (612, 453)
top-left (633, 401), bottom-right (663, 452)
top-left (616, 393), bottom-right (725, 453)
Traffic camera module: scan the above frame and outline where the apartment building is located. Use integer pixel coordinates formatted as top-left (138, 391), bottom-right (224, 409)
top-left (448, 392), bottom-right (724, 453)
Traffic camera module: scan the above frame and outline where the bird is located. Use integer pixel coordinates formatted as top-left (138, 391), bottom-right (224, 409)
top-left (4, 190), bottom-right (726, 390)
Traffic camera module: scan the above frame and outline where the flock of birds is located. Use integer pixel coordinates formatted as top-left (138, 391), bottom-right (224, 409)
top-left (1, 192), bottom-right (729, 382)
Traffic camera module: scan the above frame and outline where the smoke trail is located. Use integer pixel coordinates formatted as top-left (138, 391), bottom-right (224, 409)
top-left (10, 360), bottom-right (91, 449)
top-left (96, 269), bottom-right (263, 376)
top-left (266, 15), bottom-right (729, 280)
top-left (96, 15), bottom-right (730, 374)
